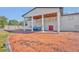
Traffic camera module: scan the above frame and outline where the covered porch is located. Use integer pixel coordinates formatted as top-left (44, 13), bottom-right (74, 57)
top-left (23, 12), bottom-right (60, 33)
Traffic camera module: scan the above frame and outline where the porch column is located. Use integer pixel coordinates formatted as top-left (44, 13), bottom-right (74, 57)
top-left (23, 17), bottom-right (26, 31)
top-left (31, 16), bottom-right (33, 31)
top-left (57, 12), bottom-right (60, 33)
top-left (42, 14), bottom-right (44, 32)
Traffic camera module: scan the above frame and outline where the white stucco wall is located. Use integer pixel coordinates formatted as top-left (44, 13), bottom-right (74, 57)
top-left (33, 17), bottom-right (58, 31)
top-left (33, 19), bottom-right (42, 27)
top-left (26, 21), bottom-right (32, 29)
top-left (44, 17), bottom-right (57, 31)
top-left (60, 14), bottom-right (79, 31)
top-left (26, 17), bottom-right (58, 31)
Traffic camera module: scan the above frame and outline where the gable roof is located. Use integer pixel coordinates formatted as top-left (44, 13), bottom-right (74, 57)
top-left (22, 7), bottom-right (63, 17)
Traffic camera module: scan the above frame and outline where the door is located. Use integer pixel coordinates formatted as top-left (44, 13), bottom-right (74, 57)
top-left (49, 25), bottom-right (53, 31)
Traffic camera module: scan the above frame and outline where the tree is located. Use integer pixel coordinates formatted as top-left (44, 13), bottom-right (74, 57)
top-left (0, 16), bottom-right (8, 28)
top-left (19, 21), bottom-right (27, 26)
top-left (8, 19), bottom-right (19, 25)
top-left (19, 21), bottom-right (23, 26)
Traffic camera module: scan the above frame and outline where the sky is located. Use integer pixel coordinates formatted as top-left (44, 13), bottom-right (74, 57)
top-left (0, 7), bottom-right (33, 21)
top-left (0, 7), bottom-right (79, 21)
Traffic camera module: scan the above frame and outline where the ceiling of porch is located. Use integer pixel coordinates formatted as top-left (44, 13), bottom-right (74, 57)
top-left (33, 13), bottom-right (57, 19)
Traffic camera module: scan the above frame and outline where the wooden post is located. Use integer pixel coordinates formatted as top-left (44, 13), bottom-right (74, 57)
top-left (31, 16), bottom-right (33, 31)
top-left (57, 12), bottom-right (60, 33)
top-left (23, 17), bottom-right (26, 31)
top-left (42, 14), bottom-right (44, 32)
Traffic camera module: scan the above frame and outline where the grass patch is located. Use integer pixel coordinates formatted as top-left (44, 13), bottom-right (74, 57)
top-left (0, 31), bottom-right (9, 52)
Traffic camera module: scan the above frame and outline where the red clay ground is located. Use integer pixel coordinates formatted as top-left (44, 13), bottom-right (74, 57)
top-left (9, 32), bottom-right (79, 52)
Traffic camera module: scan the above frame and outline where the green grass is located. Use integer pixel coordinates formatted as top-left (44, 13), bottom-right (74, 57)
top-left (0, 32), bottom-right (9, 52)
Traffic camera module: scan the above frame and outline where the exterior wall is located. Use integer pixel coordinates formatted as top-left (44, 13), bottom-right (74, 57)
top-left (24, 17), bottom-right (32, 29)
top-left (26, 21), bottom-right (32, 29)
top-left (44, 17), bottom-right (57, 31)
top-left (26, 17), bottom-right (58, 31)
top-left (26, 19), bottom-right (42, 29)
top-left (31, 17), bottom-right (57, 31)
top-left (60, 14), bottom-right (79, 31)
top-left (33, 19), bottom-right (42, 27)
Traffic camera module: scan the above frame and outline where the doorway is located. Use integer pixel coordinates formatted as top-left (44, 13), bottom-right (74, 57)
top-left (49, 25), bottom-right (53, 31)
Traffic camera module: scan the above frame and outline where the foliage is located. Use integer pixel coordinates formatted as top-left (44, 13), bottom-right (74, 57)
top-left (19, 21), bottom-right (24, 25)
top-left (0, 16), bottom-right (8, 28)
top-left (0, 32), bottom-right (9, 52)
top-left (8, 19), bottom-right (19, 25)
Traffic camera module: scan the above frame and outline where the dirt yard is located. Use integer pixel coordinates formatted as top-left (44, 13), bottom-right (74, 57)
top-left (9, 32), bottom-right (79, 52)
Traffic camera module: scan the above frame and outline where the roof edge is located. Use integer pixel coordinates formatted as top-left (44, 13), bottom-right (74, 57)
top-left (63, 13), bottom-right (79, 16)
top-left (22, 7), bottom-right (36, 17)
top-left (22, 7), bottom-right (63, 17)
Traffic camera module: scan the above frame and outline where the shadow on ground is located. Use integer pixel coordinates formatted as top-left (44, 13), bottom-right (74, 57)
top-left (5, 29), bottom-right (34, 34)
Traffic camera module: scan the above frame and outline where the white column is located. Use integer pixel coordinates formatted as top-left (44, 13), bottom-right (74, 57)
top-left (23, 17), bottom-right (26, 31)
top-left (57, 12), bottom-right (60, 33)
top-left (42, 14), bottom-right (44, 32)
top-left (31, 16), bottom-right (33, 31)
